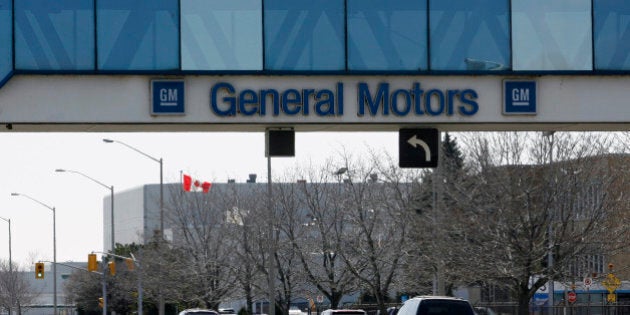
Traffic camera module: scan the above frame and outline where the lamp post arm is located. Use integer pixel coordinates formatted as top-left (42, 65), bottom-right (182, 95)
top-left (104, 139), bottom-right (160, 164)
top-left (58, 169), bottom-right (110, 190)
top-left (11, 193), bottom-right (54, 212)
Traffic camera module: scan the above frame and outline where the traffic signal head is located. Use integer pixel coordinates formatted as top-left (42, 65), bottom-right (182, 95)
top-left (35, 262), bottom-right (44, 279)
top-left (108, 261), bottom-right (116, 276)
top-left (125, 258), bottom-right (135, 271)
top-left (98, 297), bottom-right (104, 308)
top-left (87, 253), bottom-right (98, 272)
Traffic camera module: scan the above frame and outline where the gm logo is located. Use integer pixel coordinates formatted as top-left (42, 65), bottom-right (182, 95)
top-left (151, 80), bottom-right (185, 115)
top-left (503, 80), bottom-right (536, 115)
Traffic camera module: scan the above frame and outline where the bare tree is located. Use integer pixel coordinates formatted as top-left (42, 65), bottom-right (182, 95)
top-left (222, 182), bottom-right (271, 315)
top-left (452, 132), bottom-right (629, 315)
top-left (0, 260), bottom-right (40, 314)
top-left (280, 162), bottom-right (359, 310)
top-left (164, 184), bottom-right (240, 309)
top-left (332, 152), bottom-right (414, 315)
top-left (406, 133), bottom-right (474, 296)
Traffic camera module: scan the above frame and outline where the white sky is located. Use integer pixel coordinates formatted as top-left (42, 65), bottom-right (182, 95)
top-left (0, 131), bottom-right (397, 267)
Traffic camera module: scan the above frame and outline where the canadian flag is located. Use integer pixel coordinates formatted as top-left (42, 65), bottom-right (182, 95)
top-left (182, 174), bottom-right (212, 193)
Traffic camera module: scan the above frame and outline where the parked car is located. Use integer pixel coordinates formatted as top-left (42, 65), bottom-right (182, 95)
top-left (395, 296), bottom-right (475, 315)
top-left (473, 307), bottom-right (498, 315)
top-left (289, 306), bottom-right (305, 315)
top-left (320, 309), bottom-right (367, 315)
top-left (219, 308), bottom-right (237, 315)
top-left (179, 309), bottom-right (220, 315)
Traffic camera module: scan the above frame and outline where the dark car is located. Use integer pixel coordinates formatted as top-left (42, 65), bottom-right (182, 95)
top-left (396, 296), bottom-right (475, 315)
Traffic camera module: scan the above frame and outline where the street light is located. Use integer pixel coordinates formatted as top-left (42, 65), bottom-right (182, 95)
top-left (10, 192), bottom-right (57, 315)
top-left (102, 138), bottom-right (164, 239)
top-left (0, 216), bottom-right (13, 314)
top-left (55, 169), bottom-right (115, 252)
top-left (544, 131), bottom-right (556, 313)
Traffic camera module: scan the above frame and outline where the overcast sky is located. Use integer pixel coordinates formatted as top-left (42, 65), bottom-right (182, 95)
top-left (0, 131), bottom-right (397, 267)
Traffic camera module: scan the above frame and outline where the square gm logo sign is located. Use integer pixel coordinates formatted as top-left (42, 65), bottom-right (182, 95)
top-left (503, 80), bottom-right (536, 115)
top-left (151, 80), bottom-right (185, 115)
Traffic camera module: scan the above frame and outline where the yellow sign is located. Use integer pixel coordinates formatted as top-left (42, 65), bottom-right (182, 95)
top-left (607, 293), bottom-right (617, 303)
top-left (602, 273), bottom-right (621, 293)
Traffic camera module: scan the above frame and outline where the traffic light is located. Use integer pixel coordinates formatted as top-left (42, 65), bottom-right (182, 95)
top-left (108, 261), bottom-right (116, 276)
top-left (35, 262), bottom-right (44, 279)
top-left (125, 257), bottom-right (135, 271)
top-left (87, 253), bottom-right (98, 272)
top-left (98, 297), bottom-right (104, 308)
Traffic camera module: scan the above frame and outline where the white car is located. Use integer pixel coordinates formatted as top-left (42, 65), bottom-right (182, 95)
top-left (219, 308), bottom-right (237, 315)
top-left (396, 296), bottom-right (475, 315)
top-left (289, 306), bottom-right (305, 315)
top-left (179, 309), bottom-right (220, 315)
top-left (320, 309), bottom-right (367, 315)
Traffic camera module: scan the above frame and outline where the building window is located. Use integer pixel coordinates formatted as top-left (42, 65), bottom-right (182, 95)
top-left (594, 0), bottom-right (630, 70)
top-left (429, 0), bottom-right (510, 71)
top-left (181, 0), bottom-right (262, 70)
top-left (97, 0), bottom-right (179, 71)
top-left (15, 0), bottom-right (94, 71)
top-left (0, 0), bottom-right (11, 84)
top-left (264, 0), bottom-right (345, 71)
top-left (512, 0), bottom-right (592, 71)
top-left (568, 254), bottom-right (606, 278)
top-left (347, 0), bottom-right (427, 71)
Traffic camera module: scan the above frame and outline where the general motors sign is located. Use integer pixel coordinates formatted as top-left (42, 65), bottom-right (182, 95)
top-left (151, 80), bottom-right (185, 115)
top-left (503, 80), bottom-right (537, 115)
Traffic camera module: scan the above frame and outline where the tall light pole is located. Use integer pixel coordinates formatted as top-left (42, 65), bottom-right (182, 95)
top-left (0, 216), bottom-right (13, 314)
top-left (267, 153), bottom-right (275, 315)
top-left (10, 193), bottom-right (57, 315)
top-left (544, 131), bottom-right (555, 314)
top-left (103, 138), bottom-right (161, 315)
top-left (55, 169), bottom-right (115, 252)
top-left (102, 139), bottom-right (164, 239)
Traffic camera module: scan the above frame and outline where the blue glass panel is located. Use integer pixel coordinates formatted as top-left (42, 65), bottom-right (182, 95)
top-left (181, 0), bottom-right (262, 70)
top-left (0, 0), bottom-right (12, 86)
top-left (348, 0), bottom-right (427, 71)
top-left (15, 0), bottom-right (94, 71)
top-left (430, 0), bottom-right (510, 71)
top-left (594, 0), bottom-right (630, 70)
top-left (265, 0), bottom-right (344, 71)
top-left (512, 0), bottom-right (592, 71)
top-left (97, 0), bottom-right (179, 70)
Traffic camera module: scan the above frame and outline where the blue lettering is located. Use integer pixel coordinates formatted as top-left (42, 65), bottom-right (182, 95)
top-left (210, 81), bottom-right (478, 119)
top-left (315, 89), bottom-right (335, 115)
top-left (358, 82), bottom-right (389, 116)
top-left (412, 83), bottom-right (424, 115)
top-left (458, 89), bottom-right (479, 116)
top-left (391, 89), bottom-right (411, 116)
top-left (260, 89), bottom-right (279, 116)
top-left (239, 89), bottom-right (259, 116)
top-left (425, 89), bottom-right (445, 116)
top-left (282, 89), bottom-right (302, 115)
top-left (446, 90), bottom-right (459, 116)
top-left (211, 82), bottom-right (236, 116)
top-left (336, 82), bottom-right (344, 116)
top-left (303, 89), bottom-right (314, 115)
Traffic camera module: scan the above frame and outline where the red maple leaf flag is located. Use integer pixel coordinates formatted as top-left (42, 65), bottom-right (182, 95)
top-left (182, 174), bottom-right (212, 193)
